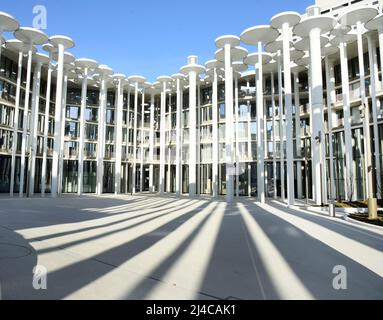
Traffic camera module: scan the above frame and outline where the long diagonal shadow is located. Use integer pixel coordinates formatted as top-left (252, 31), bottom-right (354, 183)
top-left (270, 201), bottom-right (383, 250)
top-left (35, 199), bottom-right (199, 256)
top-left (240, 202), bottom-right (383, 299)
top-left (28, 199), bottom-right (212, 299)
top-left (28, 199), bottom-right (188, 243)
top-left (123, 202), bottom-right (220, 300)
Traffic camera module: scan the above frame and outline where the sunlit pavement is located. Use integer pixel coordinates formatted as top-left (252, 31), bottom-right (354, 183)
top-left (0, 194), bottom-right (382, 300)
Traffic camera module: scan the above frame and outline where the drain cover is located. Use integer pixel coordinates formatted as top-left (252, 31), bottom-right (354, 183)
top-left (0, 243), bottom-right (32, 259)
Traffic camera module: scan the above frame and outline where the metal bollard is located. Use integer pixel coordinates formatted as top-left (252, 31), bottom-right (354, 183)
top-left (328, 201), bottom-right (336, 217)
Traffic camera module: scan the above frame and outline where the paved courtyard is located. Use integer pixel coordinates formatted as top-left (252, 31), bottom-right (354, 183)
top-left (0, 194), bottom-right (382, 300)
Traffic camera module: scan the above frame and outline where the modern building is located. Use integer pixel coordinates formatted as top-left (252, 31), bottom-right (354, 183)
top-left (0, 0), bottom-right (383, 206)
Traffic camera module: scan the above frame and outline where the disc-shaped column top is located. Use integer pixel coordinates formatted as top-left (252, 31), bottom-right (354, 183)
top-left (49, 35), bottom-right (75, 49)
top-left (172, 73), bottom-right (186, 86)
top-left (293, 16), bottom-right (336, 38)
top-left (294, 36), bottom-right (329, 51)
top-left (215, 46), bottom-right (248, 62)
top-left (271, 11), bottom-right (301, 29)
top-left (75, 58), bottom-right (98, 70)
top-left (97, 65), bottom-right (114, 77)
top-left (0, 12), bottom-right (19, 32)
top-left (322, 44), bottom-right (338, 57)
top-left (262, 60), bottom-right (277, 73)
top-left (52, 51), bottom-right (75, 64)
top-left (339, 6), bottom-right (378, 27)
top-left (113, 73), bottom-right (126, 81)
top-left (5, 39), bottom-right (37, 53)
top-left (232, 61), bottom-right (248, 72)
top-left (205, 67), bottom-right (224, 77)
top-left (330, 33), bottom-right (357, 46)
top-left (365, 13), bottom-right (383, 31)
top-left (0, 36), bottom-right (4, 45)
top-left (33, 52), bottom-right (50, 65)
top-left (205, 59), bottom-right (224, 70)
top-left (265, 39), bottom-right (283, 54)
top-left (290, 49), bottom-right (304, 61)
top-left (42, 43), bottom-right (58, 55)
top-left (244, 52), bottom-right (273, 66)
top-left (180, 56), bottom-right (205, 75)
top-left (156, 75), bottom-right (172, 83)
top-left (241, 25), bottom-right (279, 45)
top-left (331, 24), bottom-right (351, 38)
top-left (129, 75), bottom-right (146, 84)
top-left (14, 27), bottom-right (48, 45)
top-left (215, 35), bottom-right (240, 48)
top-left (295, 53), bottom-right (310, 66)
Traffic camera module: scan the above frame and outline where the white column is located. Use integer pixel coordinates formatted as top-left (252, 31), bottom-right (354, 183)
top-left (159, 82), bottom-right (166, 194)
top-left (277, 50), bottom-right (285, 202)
top-left (256, 43), bottom-right (265, 203)
top-left (235, 72), bottom-right (240, 198)
top-left (271, 72), bottom-right (277, 199)
top-left (356, 22), bottom-right (373, 199)
top-left (41, 52), bottom-right (53, 196)
top-left (78, 70), bottom-right (88, 195)
top-left (282, 23), bottom-right (295, 206)
top-left (28, 60), bottom-right (43, 196)
top-left (10, 51), bottom-right (23, 196)
top-left (325, 57), bottom-right (336, 201)
top-left (58, 73), bottom-right (68, 195)
top-left (19, 45), bottom-right (33, 197)
top-left (132, 82), bottom-right (139, 194)
top-left (140, 88), bottom-right (145, 193)
top-left (115, 79), bottom-right (124, 194)
top-left (309, 28), bottom-right (325, 206)
top-left (149, 92), bottom-right (155, 192)
top-left (96, 75), bottom-right (107, 195)
top-left (176, 79), bottom-right (182, 196)
top-left (378, 26), bottom-right (383, 84)
top-left (212, 69), bottom-right (219, 198)
top-left (189, 70), bottom-right (198, 197)
top-left (167, 92), bottom-right (172, 193)
top-left (224, 44), bottom-right (234, 203)
top-left (367, 34), bottom-right (382, 199)
top-left (294, 72), bottom-right (303, 199)
top-left (51, 44), bottom-right (64, 197)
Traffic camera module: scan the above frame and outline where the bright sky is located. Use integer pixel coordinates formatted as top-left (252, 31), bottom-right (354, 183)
top-left (1, 0), bottom-right (313, 82)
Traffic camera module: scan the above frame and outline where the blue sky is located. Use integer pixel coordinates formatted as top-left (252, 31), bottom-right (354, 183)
top-left (2, 0), bottom-right (313, 82)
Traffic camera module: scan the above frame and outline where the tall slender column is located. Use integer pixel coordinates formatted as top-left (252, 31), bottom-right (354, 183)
top-left (173, 74), bottom-right (184, 197)
top-left (50, 36), bottom-right (74, 198)
top-left (256, 42), bottom-right (265, 203)
top-left (309, 28), bottom-right (326, 205)
top-left (19, 45), bottom-right (33, 197)
top-left (132, 82), bottom-right (139, 194)
top-left (75, 59), bottom-right (97, 195)
top-left (205, 61), bottom-right (221, 198)
top-left (149, 90), bottom-right (155, 192)
top-left (114, 75), bottom-right (125, 194)
top-left (96, 66), bottom-right (113, 195)
top-left (325, 57), bottom-right (336, 201)
top-left (58, 72), bottom-right (68, 195)
top-left (367, 33), bottom-right (382, 199)
top-left (28, 56), bottom-right (45, 196)
top-left (157, 76), bottom-right (170, 194)
top-left (10, 48), bottom-right (23, 196)
top-left (356, 21), bottom-right (373, 200)
top-left (140, 87), bottom-right (146, 193)
top-left (277, 50), bottom-right (285, 202)
top-left (281, 23), bottom-right (295, 206)
top-left (271, 72), bottom-right (277, 199)
top-left (41, 47), bottom-right (54, 196)
top-left (180, 57), bottom-right (205, 198)
top-left (293, 72), bottom-right (303, 199)
top-left (167, 92), bottom-right (172, 193)
top-left (234, 72), bottom-right (240, 197)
